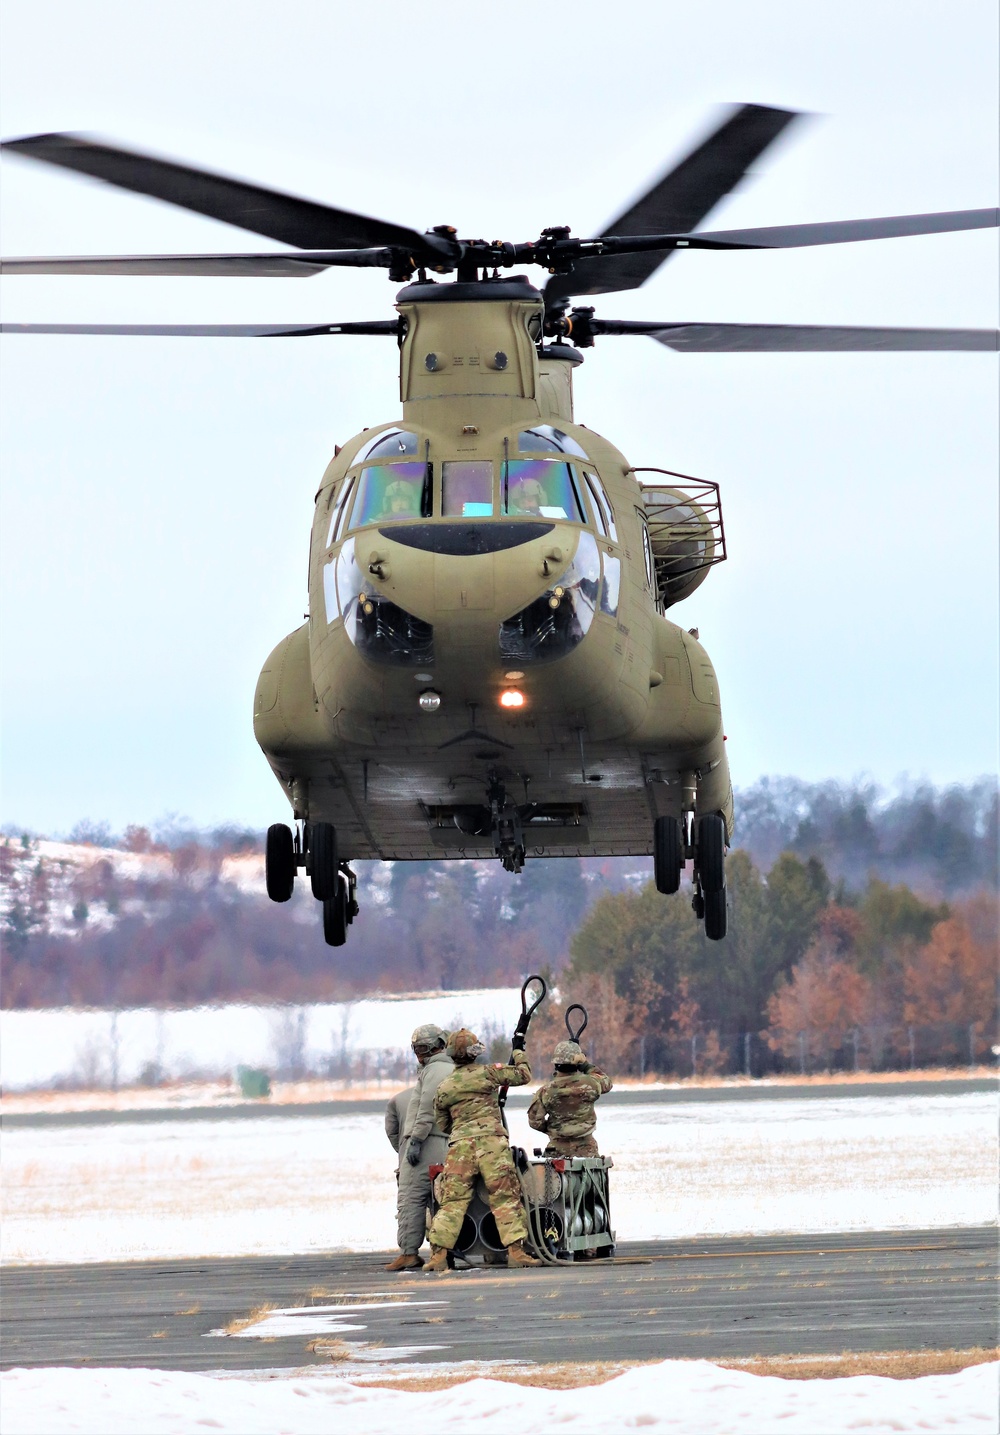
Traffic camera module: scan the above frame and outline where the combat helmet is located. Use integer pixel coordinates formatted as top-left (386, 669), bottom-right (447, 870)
top-left (447, 1027), bottom-right (485, 1064)
top-left (411, 1023), bottom-right (447, 1055)
top-left (553, 1040), bottom-right (589, 1069)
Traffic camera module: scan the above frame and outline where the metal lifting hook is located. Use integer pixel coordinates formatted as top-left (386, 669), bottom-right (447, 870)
top-left (498, 974), bottom-right (548, 1113)
top-left (564, 1003), bottom-right (588, 1044)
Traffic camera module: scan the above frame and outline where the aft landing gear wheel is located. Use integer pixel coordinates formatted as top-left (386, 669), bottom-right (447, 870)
top-left (653, 816), bottom-right (683, 894)
top-left (265, 824), bottom-right (295, 903)
top-left (704, 887), bottom-right (728, 941)
top-left (309, 822), bottom-right (338, 900)
top-left (695, 813), bottom-right (726, 894)
top-left (323, 878), bottom-right (349, 947)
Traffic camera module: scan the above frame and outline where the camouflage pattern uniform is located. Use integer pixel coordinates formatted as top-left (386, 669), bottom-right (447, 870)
top-left (427, 1047), bottom-right (532, 1250)
top-left (527, 1042), bottom-right (613, 1157)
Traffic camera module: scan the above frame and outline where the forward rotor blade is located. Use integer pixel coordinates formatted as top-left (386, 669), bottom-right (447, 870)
top-left (1, 132), bottom-right (427, 252)
top-left (0, 320), bottom-right (400, 338)
top-left (545, 103), bottom-right (799, 307)
top-left (1, 249), bottom-right (395, 277)
top-left (688, 208), bottom-right (999, 249)
top-left (593, 319), bottom-right (999, 351)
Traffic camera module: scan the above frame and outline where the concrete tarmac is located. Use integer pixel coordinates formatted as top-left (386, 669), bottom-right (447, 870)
top-left (2, 1077), bottom-right (993, 1129)
top-left (3, 1227), bottom-right (996, 1372)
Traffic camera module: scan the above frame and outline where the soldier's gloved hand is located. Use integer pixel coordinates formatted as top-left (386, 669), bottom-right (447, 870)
top-left (405, 1138), bottom-right (423, 1167)
top-left (510, 1032), bottom-right (526, 1052)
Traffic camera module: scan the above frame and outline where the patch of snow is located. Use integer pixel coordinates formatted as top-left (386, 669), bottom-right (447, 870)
top-left (1, 1359), bottom-right (996, 1435)
top-left (2, 1092), bottom-right (995, 1264)
top-left (0, 991), bottom-right (521, 1090)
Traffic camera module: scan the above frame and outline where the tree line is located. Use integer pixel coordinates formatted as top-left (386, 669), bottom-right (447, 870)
top-left (1, 778), bottom-right (996, 1077)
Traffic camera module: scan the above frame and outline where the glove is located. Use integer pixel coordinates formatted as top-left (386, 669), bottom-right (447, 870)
top-left (510, 1032), bottom-right (526, 1052)
top-left (405, 1138), bottom-right (422, 1167)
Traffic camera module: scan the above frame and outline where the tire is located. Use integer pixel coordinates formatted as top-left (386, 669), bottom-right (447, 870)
top-left (653, 815), bottom-right (683, 894)
top-left (265, 824), bottom-right (295, 903)
top-left (696, 813), bottom-right (726, 894)
top-left (704, 887), bottom-right (728, 941)
top-left (323, 880), bottom-right (348, 947)
top-left (309, 821), bottom-right (338, 900)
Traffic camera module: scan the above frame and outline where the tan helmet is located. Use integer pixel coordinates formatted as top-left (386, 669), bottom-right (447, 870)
top-left (553, 1040), bottom-right (589, 1068)
top-left (411, 1023), bottom-right (447, 1054)
top-left (447, 1027), bottom-right (485, 1063)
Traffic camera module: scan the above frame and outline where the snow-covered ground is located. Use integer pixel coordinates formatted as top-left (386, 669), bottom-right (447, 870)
top-left (2, 1359), bottom-right (997, 1435)
top-left (3, 1091), bottom-right (995, 1264)
top-left (0, 991), bottom-right (521, 1090)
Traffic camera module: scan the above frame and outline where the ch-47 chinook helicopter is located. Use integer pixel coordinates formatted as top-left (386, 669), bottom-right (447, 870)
top-left (3, 104), bottom-right (998, 946)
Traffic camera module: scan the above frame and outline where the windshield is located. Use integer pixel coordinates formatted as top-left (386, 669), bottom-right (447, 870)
top-left (355, 429), bottom-right (420, 463)
top-left (518, 425), bottom-right (589, 459)
top-left (503, 459), bottom-right (585, 521)
top-left (442, 460), bottom-right (493, 517)
top-left (347, 462), bottom-right (430, 529)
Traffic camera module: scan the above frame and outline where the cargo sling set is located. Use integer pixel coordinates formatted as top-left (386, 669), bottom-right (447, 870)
top-left (428, 980), bottom-right (616, 1265)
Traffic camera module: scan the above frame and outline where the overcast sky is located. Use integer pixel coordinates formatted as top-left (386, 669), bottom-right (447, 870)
top-left (1, 0), bottom-right (997, 836)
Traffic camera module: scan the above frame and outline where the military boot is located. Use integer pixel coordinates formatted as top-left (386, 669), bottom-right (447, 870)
top-left (506, 1241), bottom-right (542, 1267)
top-left (383, 1252), bottom-right (423, 1271)
top-left (422, 1245), bottom-right (450, 1273)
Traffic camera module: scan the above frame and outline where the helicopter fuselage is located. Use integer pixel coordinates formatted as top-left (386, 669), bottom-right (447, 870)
top-left (253, 277), bottom-right (732, 863)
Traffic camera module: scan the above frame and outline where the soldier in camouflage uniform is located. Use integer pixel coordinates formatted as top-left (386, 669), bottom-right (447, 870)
top-left (527, 1040), bottom-right (613, 1158)
top-left (423, 1028), bottom-right (541, 1272)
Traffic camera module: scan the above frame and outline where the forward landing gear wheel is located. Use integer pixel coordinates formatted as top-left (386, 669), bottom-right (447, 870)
top-left (696, 813), bottom-right (726, 894)
top-left (704, 887), bottom-right (728, 941)
top-left (309, 822), bottom-right (338, 900)
top-left (653, 816), bottom-right (683, 894)
top-left (323, 878), bottom-right (348, 947)
top-left (265, 824), bottom-right (295, 903)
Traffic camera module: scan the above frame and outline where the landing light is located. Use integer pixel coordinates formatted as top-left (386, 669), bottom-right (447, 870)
top-left (500, 690), bottom-right (525, 709)
top-left (419, 690), bottom-right (442, 712)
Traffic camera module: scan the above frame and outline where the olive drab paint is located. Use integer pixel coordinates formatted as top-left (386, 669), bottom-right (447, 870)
top-left (253, 276), bottom-right (733, 863)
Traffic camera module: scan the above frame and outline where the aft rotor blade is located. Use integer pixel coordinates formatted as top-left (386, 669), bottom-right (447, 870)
top-left (0, 320), bottom-right (400, 337)
top-left (0, 250), bottom-right (396, 277)
top-left (545, 103), bottom-right (799, 307)
top-left (1, 132), bottom-right (428, 252)
top-left (688, 208), bottom-right (999, 249)
top-left (594, 319), bottom-right (999, 351)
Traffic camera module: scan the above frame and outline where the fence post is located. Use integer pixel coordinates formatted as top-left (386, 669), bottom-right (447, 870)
top-left (639, 1034), bottom-right (646, 1079)
top-left (798, 1031), bottom-right (806, 1076)
top-left (691, 1033), bottom-right (698, 1077)
top-left (851, 1029), bottom-right (860, 1074)
top-left (908, 1026), bottom-right (916, 1071)
top-left (743, 1031), bottom-right (752, 1079)
top-left (968, 1023), bottom-right (976, 1072)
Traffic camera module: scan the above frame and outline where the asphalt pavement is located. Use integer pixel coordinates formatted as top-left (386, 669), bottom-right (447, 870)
top-left (3, 1226), bottom-right (996, 1371)
top-left (3, 1077), bottom-right (993, 1129)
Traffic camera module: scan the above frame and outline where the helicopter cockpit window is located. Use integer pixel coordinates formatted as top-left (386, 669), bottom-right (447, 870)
top-left (326, 477), bottom-right (356, 548)
top-left (347, 462), bottom-right (430, 530)
top-left (600, 553), bottom-right (621, 617)
top-left (518, 425), bottom-right (589, 459)
top-left (582, 470), bottom-right (619, 543)
top-left (442, 460), bottom-right (493, 517)
top-left (498, 530), bottom-right (600, 665)
top-left (355, 428), bottom-right (420, 464)
top-left (502, 459), bottom-right (586, 521)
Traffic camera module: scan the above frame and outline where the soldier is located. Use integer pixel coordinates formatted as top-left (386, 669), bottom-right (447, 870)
top-left (384, 1024), bottom-right (453, 1272)
top-left (527, 1040), bottom-right (613, 1157)
top-left (423, 1027), bottom-right (540, 1273)
top-left (384, 1085), bottom-right (415, 1157)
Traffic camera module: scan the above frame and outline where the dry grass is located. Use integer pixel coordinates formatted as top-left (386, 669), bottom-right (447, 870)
top-left (306, 1338), bottom-right (353, 1362)
top-left (353, 1348), bottom-right (999, 1392)
top-left (222, 1302), bottom-right (276, 1336)
top-left (721, 1348), bottom-right (999, 1381)
top-left (174, 1304), bottom-right (200, 1316)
